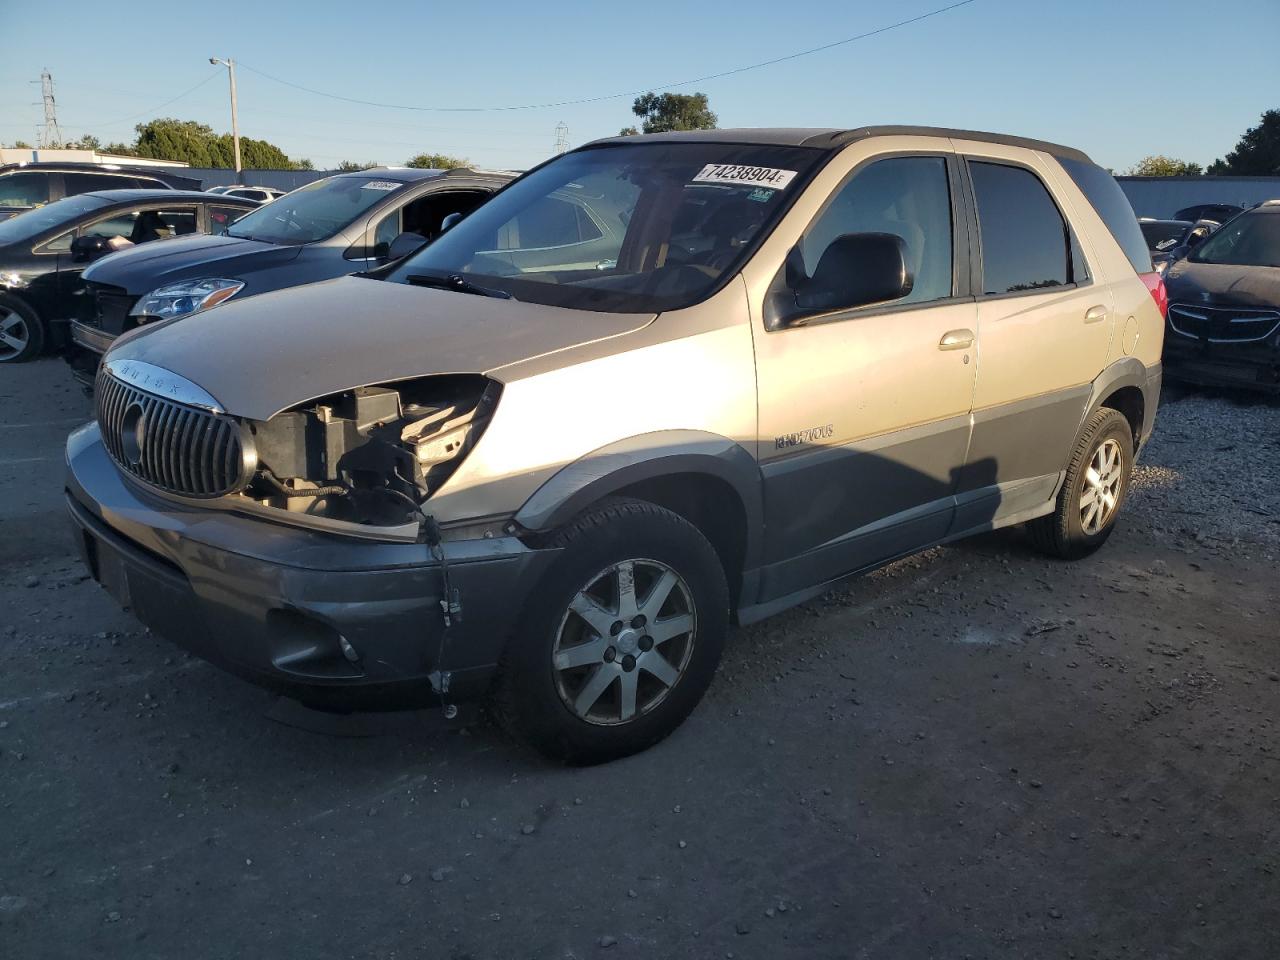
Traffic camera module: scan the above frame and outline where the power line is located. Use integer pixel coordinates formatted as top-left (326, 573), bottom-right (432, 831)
top-left (238, 1), bottom-right (978, 114)
top-left (90, 71), bottom-right (223, 130)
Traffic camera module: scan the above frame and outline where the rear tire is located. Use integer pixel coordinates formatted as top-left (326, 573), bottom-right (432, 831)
top-left (1029, 407), bottom-right (1134, 559)
top-left (493, 497), bottom-right (729, 765)
top-left (0, 294), bottom-right (45, 363)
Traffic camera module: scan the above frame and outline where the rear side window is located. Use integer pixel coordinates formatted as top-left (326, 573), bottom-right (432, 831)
top-left (209, 204), bottom-right (248, 235)
top-left (64, 172), bottom-right (136, 195)
top-left (0, 172), bottom-right (50, 208)
top-left (970, 162), bottom-right (1070, 295)
top-left (1058, 157), bottom-right (1152, 274)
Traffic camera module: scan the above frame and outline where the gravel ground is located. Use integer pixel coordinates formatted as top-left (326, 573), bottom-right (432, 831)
top-left (1, 359), bottom-right (1277, 959)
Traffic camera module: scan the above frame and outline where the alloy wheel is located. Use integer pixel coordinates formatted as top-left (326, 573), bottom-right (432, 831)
top-left (1080, 437), bottom-right (1124, 535)
top-left (0, 305), bottom-right (29, 360)
top-left (551, 558), bottom-right (697, 726)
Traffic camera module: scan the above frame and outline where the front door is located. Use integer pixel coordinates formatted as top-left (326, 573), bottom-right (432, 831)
top-left (952, 148), bottom-right (1114, 530)
top-left (748, 152), bottom-right (978, 601)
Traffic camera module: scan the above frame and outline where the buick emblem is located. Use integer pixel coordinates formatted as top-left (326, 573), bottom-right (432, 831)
top-left (120, 402), bottom-right (147, 468)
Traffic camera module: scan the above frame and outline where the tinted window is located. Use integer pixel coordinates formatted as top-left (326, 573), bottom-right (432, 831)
top-left (1191, 210), bottom-right (1280, 267)
top-left (227, 175), bottom-right (406, 244)
top-left (971, 162), bottom-right (1069, 295)
top-left (64, 172), bottom-right (137, 195)
top-left (84, 206), bottom-right (199, 244)
top-left (800, 156), bottom-right (953, 305)
top-left (391, 142), bottom-right (824, 313)
top-left (0, 172), bottom-right (50, 208)
top-left (1059, 157), bottom-right (1152, 274)
top-left (1140, 221), bottom-right (1190, 250)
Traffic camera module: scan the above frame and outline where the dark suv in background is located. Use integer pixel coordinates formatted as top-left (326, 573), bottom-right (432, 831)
top-left (0, 162), bottom-right (202, 223)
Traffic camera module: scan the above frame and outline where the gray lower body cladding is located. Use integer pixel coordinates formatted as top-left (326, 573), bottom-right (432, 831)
top-left (65, 424), bottom-right (556, 708)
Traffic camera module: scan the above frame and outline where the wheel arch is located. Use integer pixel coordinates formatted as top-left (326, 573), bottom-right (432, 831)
top-left (513, 430), bottom-right (763, 604)
top-left (1083, 358), bottom-right (1157, 448)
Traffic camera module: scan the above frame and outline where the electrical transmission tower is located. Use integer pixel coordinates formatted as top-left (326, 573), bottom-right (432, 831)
top-left (554, 121), bottom-right (569, 154)
top-left (38, 70), bottom-right (62, 147)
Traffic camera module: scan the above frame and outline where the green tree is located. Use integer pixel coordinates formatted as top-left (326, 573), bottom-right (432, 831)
top-left (130, 118), bottom-right (309, 169)
top-left (1207, 109), bottom-right (1280, 175)
top-left (405, 152), bottom-right (469, 170)
top-left (7, 140), bottom-right (32, 149)
top-left (622, 91), bottom-right (717, 136)
top-left (337, 160), bottom-right (379, 171)
top-left (1124, 155), bottom-right (1203, 176)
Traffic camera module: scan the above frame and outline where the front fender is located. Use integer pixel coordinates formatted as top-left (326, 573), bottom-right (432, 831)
top-left (514, 429), bottom-right (764, 569)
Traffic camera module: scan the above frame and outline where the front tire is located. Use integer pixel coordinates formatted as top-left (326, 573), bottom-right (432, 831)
top-left (1029, 407), bottom-right (1134, 559)
top-left (493, 498), bottom-right (729, 764)
top-left (0, 294), bottom-right (45, 363)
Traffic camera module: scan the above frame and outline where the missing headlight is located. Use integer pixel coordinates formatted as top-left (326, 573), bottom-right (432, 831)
top-left (243, 375), bottom-right (500, 526)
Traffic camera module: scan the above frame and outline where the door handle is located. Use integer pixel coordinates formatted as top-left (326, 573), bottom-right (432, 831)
top-left (1084, 304), bottom-right (1109, 324)
top-left (938, 328), bottom-right (974, 351)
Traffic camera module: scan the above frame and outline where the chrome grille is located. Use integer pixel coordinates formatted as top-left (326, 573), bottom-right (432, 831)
top-left (1168, 303), bottom-right (1280, 343)
top-left (95, 369), bottom-right (253, 498)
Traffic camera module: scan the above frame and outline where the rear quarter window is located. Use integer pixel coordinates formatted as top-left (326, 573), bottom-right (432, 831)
top-left (1058, 157), bottom-right (1152, 275)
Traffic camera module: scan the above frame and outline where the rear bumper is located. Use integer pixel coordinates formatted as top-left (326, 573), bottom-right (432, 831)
top-left (1163, 329), bottom-right (1280, 392)
top-left (65, 422), bottom-right (557, 708)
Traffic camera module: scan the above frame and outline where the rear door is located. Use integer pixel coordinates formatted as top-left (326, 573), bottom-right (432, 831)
top-left (952, 142), bottom-right (1112, 530)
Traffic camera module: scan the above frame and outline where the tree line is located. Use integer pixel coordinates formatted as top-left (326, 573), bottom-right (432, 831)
top-left (5, 104), bottom-right (1277, 177)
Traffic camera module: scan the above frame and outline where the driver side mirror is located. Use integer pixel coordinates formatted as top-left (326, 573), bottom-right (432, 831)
top-left (439, 211), bottom-right (463, 234)
top-left (387, 231), bottom-right (428, 261)
top-left (769, 232), bottom-right (913, 328)
top-left (70, 235), bottom-right (113, 264)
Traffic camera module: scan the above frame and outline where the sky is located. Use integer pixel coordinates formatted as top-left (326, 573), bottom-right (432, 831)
top-left (1, 0), bottom-right (1276, 173)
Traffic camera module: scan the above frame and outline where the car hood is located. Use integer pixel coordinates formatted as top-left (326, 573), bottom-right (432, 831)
top-left (107, 276), bottom-right (656, 420)
top-left (1164, 259), bottom-right (1280, 308)
top-left (82, 233), bottom-right (303, 292)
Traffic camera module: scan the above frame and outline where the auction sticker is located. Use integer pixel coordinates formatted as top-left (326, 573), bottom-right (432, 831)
top-left (361, 180), bottom-right (401, 191)
top-left (692, 164), bottom-right (797, 191)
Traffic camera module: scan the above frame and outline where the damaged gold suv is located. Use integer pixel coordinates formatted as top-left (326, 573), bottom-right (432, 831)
top-left (67, 128), bottom-right (1166, 762)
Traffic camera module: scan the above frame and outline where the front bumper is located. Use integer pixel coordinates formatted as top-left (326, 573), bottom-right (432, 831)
top-left (65, 423), bottom-right (556, 708)
top-left (1163, 328), bottom-right (1280, 392)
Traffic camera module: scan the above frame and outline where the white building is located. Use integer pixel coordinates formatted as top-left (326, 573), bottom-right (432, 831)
top-left (0, 148), bottom-right (189, 168)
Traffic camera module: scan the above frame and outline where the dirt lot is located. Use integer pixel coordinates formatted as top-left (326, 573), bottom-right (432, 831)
top-left (2, 358), bottom-right (1277, 959)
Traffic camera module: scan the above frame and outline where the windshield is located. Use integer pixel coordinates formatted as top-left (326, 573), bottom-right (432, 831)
top-left (387, 142), bottom-right (825, 312)
top-left (1191, 211), bottom-right (1280, 267)
top-left (226, 174), bottom-right (408, 244)
top-left (0, 193), bottom-right (114, 244)
top-left (1140, 221), bottom-right (1190, 250)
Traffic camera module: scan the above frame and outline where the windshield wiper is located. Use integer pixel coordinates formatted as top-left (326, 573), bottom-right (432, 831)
top-left (406, 273), bottom-right (515, 300)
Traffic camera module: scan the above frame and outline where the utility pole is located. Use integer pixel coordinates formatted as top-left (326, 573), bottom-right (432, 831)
top-left (37, 69), bottom-right (62, 148)
top-left (209, 57), bottom-right (242, 175)
top-left (554, 121), bottom-right (569, 155)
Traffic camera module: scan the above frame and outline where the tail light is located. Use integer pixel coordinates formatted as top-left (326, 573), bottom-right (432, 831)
top-left (1139, 271), bottom-right (1168, 319)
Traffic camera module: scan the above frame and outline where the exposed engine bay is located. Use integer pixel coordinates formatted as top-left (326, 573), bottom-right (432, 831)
top-left (242, 375), bottom-right (500, 527)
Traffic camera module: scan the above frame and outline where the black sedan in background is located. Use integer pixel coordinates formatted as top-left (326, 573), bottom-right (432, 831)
top-left (1162, 200), bottom-right (1280, 391)
top-left (66, 167), bottom-right (510, 385)
top-left (0, 190), bottom-right (256, 362)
